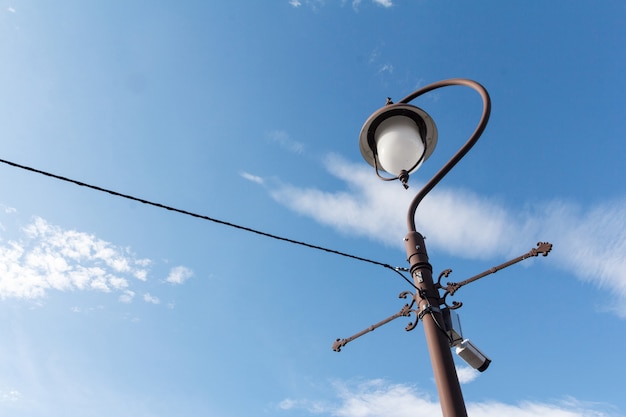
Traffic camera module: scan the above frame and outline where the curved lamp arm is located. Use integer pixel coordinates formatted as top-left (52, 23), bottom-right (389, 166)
top-left (402, 79), bottom-right (491, 232)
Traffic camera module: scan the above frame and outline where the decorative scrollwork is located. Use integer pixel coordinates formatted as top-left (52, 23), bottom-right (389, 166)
top-left (399, 290), bottom-right (413, 300)
top-left (435, 269), bottom-right (464, 309)
top-left (532, 242), bottom-right (553, 257)
top-left (332, 338), bottom-right (348, 352)
top-left (398, 291), bottom-right (419, 331)
top-left (436, 269), bottom-right (452, 288)
top-left (441, 292), bottom-right (463, 310)
top-left (405, 317), bottom-right (419, 331)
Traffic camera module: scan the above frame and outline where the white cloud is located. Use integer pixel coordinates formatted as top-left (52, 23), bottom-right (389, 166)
top-left (240, 171), bottom-right (265, 185)
top-left (269, 154), bottom-right (515, 257)
top-left (90, 275), bottom-right (110, 292)
top-left (279, 398), bottom-right (298, 410)
top-left (134, 269), bottom-right (148, 281)
top-left (278, 379), bottom-right (618, 417)
top-left (1, 204), bottom-right (16, 214)
top-left (165, 265), bottom-right (193, 285)
top-left (0, 389), bottom-right (21, 402)
top-left (456, 366), bottom-right (479, 384)
top-left (268, 154), bottom-right (626, 317)
top-left (0, 214), bottom-right (198, 309)
top-left (372, 0), bottom-right (392, 7)
top-left (143, 293), bottom-right (160, 304)
top-left (378, 63), bottom-right (394, 74)
top-left (109, 276), bottom-right (129, 290)
top-left (291, 0), bottom-right (325, 10)
top-left (368, 44), bottom-right (382, 64)
top-left (537, 199), bottom-right (626, 317)
top-left (0, 216), bottom-right (169, 303)
top-left (119, 290), bottom-right (135, 303)
top-left (267, 130), bottom-right (305, 154)
top-left (352, 0), bottom-right (393, 9)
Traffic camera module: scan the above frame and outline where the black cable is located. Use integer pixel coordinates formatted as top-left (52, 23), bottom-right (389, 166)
top-left (415, 288), bottom-right (454, 342)
top-left (390, 268), bottom-right (418, 290)
top-left (429, 310), bottom-right (454, 344)
top-left (0, 157), bottom-right (417, 288)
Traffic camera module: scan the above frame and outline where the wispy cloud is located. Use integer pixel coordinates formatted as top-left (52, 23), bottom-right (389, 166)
top-left (369, 48), bottom-right (380, 64)
top-left (0, 215), bottom-right (193, 303)
top-left (165, 265), bottom-right (193, 285)
top-left (277, 379), bottom-right (618, 417)
top-left (373, 0), bottom-right (392, 7)
top-left (378, 63), bottom-right (394, 74)
top-left (0, 389), bottom-right (21, 403)
top-left (143, 293), bottom-right (160, 304)
top-left (240, 171), bottom-right (265, 185)
top-left (288, 0), bottom-right (323, 11)
top-left (1, 204), bottom-right (16, 214)
top-left (456, 366), bottom-right (480, 384)
top-left (267, 130), bottom-right (305, 154)
top-left (367, 42), bottom-right (397, 83)
top-left (294, 0), bottom-right (393, 11)
top-left (270, 154), bottom-right (517, 257)
top-left (119, 290), bottom-right (135, 303)
top-left (267, 154), bottom-right (626, 317)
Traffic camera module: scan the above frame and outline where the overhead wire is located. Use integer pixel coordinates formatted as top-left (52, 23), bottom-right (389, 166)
top-left (0, 157), bottom-right (417, 290)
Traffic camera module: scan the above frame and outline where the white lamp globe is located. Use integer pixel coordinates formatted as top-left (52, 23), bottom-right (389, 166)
top-left (374, 115), bottom-right (425, 176)
top-left (358, 103), bottom-right (438, 180)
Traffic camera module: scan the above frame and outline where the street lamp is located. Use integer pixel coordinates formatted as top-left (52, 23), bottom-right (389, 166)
top-left (335, 78), bottom-right (551, 416)
top-left (360, 79), bottom-right (492, 417)
top-left (332, 78), bottom-right (552, 417)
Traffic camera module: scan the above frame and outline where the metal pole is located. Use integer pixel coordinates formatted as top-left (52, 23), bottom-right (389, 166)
top-left (401, 79), bottom-right (489, 416)
top-left (405, 231), bottom-right (467, 417)
top-left (358, 78), bottom-right (491, 416)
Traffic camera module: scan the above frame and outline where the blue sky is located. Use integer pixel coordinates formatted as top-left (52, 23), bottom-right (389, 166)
top-left (0, 1), bottom-right (625, 416)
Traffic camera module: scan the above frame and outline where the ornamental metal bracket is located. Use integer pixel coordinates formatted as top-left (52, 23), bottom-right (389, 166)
top-left (332, 290), bottom-right (419, 352)
top-left (438, 242), bottom-right (553, 309)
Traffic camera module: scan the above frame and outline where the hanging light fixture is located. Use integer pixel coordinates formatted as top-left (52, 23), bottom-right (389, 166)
top-left (359, 103), bottom-right (438, 188)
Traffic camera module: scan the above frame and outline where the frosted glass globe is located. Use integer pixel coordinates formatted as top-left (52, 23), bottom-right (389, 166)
top-left (374, 116), bottom-right (425, 175)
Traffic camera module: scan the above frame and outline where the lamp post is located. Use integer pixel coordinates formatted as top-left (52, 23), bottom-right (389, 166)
top-left (358, 79), bottom-right (492, 417)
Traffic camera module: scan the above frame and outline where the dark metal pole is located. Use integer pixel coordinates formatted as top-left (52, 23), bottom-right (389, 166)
top-left (405, 231), bottom-right (467, 417)
top-left (402, 79), bottom-right (491, 417)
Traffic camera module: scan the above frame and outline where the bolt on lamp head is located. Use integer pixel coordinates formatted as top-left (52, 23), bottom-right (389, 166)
top-left (359, 103), bottom-right (438, 188)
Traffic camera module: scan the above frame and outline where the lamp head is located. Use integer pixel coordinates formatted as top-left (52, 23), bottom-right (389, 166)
top-left (359, 103), bottom-right (438, 180)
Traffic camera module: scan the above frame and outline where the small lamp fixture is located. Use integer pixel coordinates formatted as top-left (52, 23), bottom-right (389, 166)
top-left (359, 103), bottom-right (438, 188)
